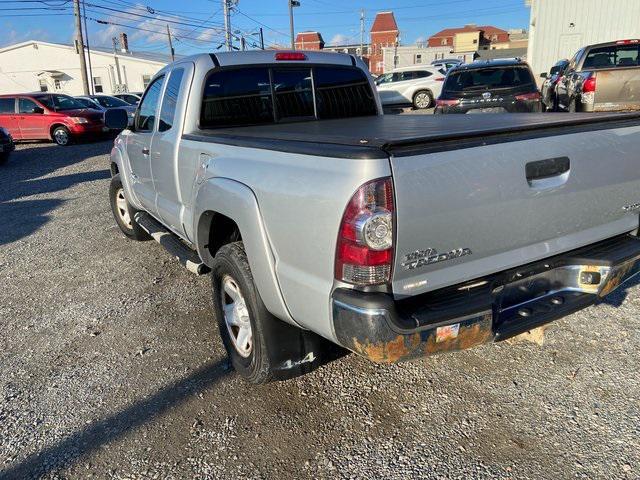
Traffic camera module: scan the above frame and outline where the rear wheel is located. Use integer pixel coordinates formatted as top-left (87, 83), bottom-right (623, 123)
top-left (109, 174), bottom-right (151, 241)
top-left (52, 125), bottom-right (72, 146)
top-left (413, 90), bottom-right (433, 109)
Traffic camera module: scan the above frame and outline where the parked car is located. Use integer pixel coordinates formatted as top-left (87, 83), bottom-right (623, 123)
top-left (0, 126), bottom-right (15, 164)
top-left (431, 58), bottom-right (463, 72)
top-left (435, 59), bottom-right (541, 113)
top-left (74, 97), bottom-right (104, 110)
top-left (0, 93), bottom-right (107, 145)
top-left (114, 93), bottom-right (142, 106)
top-left (555, 39), bottom-right (640, 112)
top-left (105, 51), bottom-right (640, 385)
top-left (540, 59), bottom-right (569, 111)
top-left (77, 95), bottom-right (136, 126)
top-left (375, 65), bottom-right (447, 109)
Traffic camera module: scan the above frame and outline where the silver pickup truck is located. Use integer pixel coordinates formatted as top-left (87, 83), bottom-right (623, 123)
top-left (106, 51), bottom-right (640, 384)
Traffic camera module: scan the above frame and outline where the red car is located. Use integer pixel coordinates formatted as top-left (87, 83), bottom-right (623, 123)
top-left (0, 93), bottom-right (109, 146)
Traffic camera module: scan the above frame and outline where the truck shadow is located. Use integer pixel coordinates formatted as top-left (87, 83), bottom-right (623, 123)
top-left (0, 142), bottom-right (111, 246)
top-left (601, 272), bottom-right (640, 307)
top-left (0, 359), bottom-right (231, 480)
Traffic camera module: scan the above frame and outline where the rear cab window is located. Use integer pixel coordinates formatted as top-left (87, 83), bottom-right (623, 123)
top-left (583, 44), bottom-right (640, 69)
top-left (0, 98), bottom-right (16, 114)
top-left (200, 65), bottom-right (376, 129)
top-left (443, 66), bottom-right (535, 92)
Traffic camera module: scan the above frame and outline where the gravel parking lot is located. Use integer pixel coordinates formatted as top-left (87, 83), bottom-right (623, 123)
top-left (1, 140), bottom-right (639, 480)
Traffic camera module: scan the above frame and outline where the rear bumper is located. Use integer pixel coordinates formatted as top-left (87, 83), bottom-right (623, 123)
top-left (332, 234), bottom-right (640, 363)
top-left (68, 123), bottom-right (109, 135)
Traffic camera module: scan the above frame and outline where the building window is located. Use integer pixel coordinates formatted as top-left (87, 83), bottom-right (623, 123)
top-left (93, 76), bottom-right (103, 93)
top-left (415, 54), bottom-right (422, 63)
top-left (441, 38), bottom-right (447, 46)
top-left (142, 74), bottom-right (152, 89)
top-left (39, 79), bottom-right (48, 92)
top-left (473, 39), bottom-right (478, 44)
top-left (491, 34), bottom-right (498, 42)
top-left (54, 79), bottom-right (61, 90)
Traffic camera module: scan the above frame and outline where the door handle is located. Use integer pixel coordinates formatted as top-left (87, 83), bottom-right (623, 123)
top-left (142, 147), bottom-right (150, 155)
top-left (526, 157), bottom-right (570, 189)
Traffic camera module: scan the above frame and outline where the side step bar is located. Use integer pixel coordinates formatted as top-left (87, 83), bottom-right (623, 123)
top-left (134, 212), bottom-right (210, 275)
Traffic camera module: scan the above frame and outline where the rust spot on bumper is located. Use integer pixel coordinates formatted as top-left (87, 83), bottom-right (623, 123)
top-left (349, 313), bottom-right (493, 364)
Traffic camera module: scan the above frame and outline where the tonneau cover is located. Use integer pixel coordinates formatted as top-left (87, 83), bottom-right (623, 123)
top-left (185, 112), bottom-right (640, 158)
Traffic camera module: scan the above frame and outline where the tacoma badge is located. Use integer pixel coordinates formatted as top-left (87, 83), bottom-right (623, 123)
top-left (402, 247), bottom-right (472, 270)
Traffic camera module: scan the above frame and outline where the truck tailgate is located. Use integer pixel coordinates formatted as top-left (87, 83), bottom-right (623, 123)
top-left (594, 67), bottom-right (640, 111)
top-left (390, 122), bottom-right (640, 298)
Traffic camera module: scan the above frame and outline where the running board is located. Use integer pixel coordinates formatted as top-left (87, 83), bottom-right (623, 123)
top-left (134, 212), bottom-right (210, 275)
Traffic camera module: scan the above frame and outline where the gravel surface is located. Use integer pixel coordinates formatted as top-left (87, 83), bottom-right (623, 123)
top-left (0, 140), bottom-right (639, 480)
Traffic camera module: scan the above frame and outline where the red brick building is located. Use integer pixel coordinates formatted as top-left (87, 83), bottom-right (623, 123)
top-left (294, 32), bottom-right (325, 50)
top-left (427, 24), bottom-right (509, 49)
top-left (369, 12), bottom-right (399, 75)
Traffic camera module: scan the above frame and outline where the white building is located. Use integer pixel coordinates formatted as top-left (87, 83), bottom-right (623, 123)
top-left (0, 39), bottom-right (169, 96)
top-left (381, 45), bottom-right (474, 72)
top-left (527, 0), bottom-right (640, 77)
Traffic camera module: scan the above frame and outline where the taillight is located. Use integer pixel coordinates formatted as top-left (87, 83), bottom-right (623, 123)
top-left (435, 77), bottom-right (445, 81)
top-left (435, 99), bottom-right (460, 107)
top-left (335, 177), bottom-right (394, 286)
top-left (583, 76), bottom-right (597, 93)
top-left (515, 91), bottom-right (541, 101)
top-left (616, 39), bottom-right (639, 45)
top-left (275, 52), bottom-right (307, 61)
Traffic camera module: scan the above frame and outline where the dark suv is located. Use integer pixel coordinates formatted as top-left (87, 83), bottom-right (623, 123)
top-left (435, 59), bottom-right (541, 114)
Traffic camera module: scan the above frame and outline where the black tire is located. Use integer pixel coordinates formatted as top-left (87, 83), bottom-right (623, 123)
top-left (109, 174), bottom-right (151, 241)
top-left (211, 242), bottom-right (342, 384)
top-left (412, 90), bottom-right (433, 109)
top-left (52, 125), bottom-right (72, 146)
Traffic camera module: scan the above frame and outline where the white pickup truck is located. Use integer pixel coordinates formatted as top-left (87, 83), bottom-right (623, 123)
top-left (106, 51), bottom-right (640, 384)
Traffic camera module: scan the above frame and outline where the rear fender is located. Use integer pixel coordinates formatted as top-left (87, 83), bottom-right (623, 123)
top-left (193, 178), bottom-right (296, 326)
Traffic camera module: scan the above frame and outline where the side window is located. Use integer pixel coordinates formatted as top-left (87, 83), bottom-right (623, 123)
top-left (0, 98), bottom-right (15, 114)
top-left (159, 68), bottom-right (185, 132)
top-left (19, 98), bottom-right (39, 114)
top-left (136, 76), bottom-right (165, 132)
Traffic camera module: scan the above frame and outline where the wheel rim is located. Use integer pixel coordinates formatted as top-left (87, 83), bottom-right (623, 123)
top-left (54, 129), bottom-right (68, 145)
top-left (415, 92), bottom-right (431, 109)
top-left (115, 188), bottom-right (132, 229)
top-left (221, 275), bottom-right (253, 358)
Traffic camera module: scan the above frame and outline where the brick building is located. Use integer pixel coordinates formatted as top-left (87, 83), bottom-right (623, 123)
top-left (369, 12), bottom-right (399, 75)
top-left (294, 32), bottom-right (325, 50)
top-left (428, 24), bottom-right (509, 50)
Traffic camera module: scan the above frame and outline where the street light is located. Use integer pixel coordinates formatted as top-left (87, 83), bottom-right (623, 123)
top-left (289, 0), bottom-right (300, 50)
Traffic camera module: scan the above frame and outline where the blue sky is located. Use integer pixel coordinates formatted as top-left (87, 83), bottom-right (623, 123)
top-left (1, 0), bottom-right (531, 55)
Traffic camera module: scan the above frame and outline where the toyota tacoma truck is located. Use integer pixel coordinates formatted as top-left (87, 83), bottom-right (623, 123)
top-left (105, 51), bottom-right (640, 384)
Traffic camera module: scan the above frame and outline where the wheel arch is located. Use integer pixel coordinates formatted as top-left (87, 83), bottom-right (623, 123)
top-left (49, 122), bottom-right (68, 140)
top-left (193, 177), bottom-right (296, 326)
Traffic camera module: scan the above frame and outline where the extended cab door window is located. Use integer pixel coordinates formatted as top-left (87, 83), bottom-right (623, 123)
top-left (0, 97), bottom-right (19, 138)
top-left (158, 68), bottom-right (185, 132)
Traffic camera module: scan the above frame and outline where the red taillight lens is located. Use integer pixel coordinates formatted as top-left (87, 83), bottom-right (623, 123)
top-left (515, 91), bottom-right (541, 101)
top-left (335, 177), bottom-right (394, 286)
top-left (435, 77), bottom-right (445, 81)
top-left (616, 39), bottom-right (639, 45)
top-left (435, 99), bottom-right (460, 107)
top-left (583, 76), bottom-right (597, 93)
top-left (275, 52), bottom-right (307, 61)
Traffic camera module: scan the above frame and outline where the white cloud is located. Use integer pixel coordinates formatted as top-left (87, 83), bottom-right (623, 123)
top-left (329, 33), bottom-right (349, 46)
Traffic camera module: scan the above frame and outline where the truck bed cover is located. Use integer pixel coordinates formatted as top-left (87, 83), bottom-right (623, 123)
top-left (184, 112), bottom-right (640, 159)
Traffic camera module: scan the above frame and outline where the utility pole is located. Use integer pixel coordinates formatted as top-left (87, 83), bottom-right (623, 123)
top-left (359, 9), bottom-right (365, 59)
top-left (112, 37), bottom-right (123, 88)
top-left (81, 0), bottom-right (94, 94)
top-left (259, 27), bottom-right (264, 50)
top-left (241, 36), bottom-right (246, 51)
top-left (223, 0), bottom-right (232, 51)
top-left (166, 24), bottom-right (175, 61)
top-left (73, 0), bottom-right (90, 94)
top-left (289, 0), bottom-right (300, 49)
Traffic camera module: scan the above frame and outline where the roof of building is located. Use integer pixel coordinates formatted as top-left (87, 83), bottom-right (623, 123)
top-left (474, 47), bottom-right (528, 61)
top-left (371, 12), bottom-right (398, 33)
top-left (0, 40), bottom-right (172, 64)
top-left (429, 25), bottom-right (509, 39)
top-left (295, 32), bottom-right (325, 44)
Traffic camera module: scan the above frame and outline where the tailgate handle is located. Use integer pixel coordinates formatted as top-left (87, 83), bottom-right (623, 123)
top-left (526, 157), bottom-right (570, 185)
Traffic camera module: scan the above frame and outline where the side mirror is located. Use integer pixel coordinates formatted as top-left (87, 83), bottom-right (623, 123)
top-left (32, 107), bottom-right (45, 114)
top-left (104, 108), bottom-right (129, 130)
top-left (539, 72), bottom-right (548, 79)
